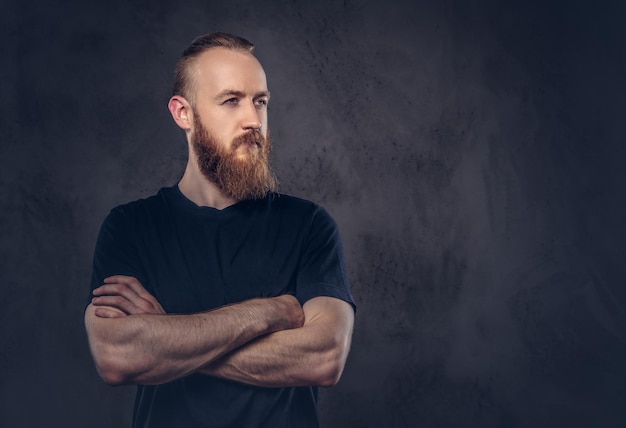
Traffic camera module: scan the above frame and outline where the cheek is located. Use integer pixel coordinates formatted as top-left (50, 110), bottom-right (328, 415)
top-left (210, 129), bottom-right (232, 147)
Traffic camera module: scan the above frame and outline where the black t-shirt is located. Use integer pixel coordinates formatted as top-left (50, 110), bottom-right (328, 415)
top-left (89, 185), bottom-right (355, 428)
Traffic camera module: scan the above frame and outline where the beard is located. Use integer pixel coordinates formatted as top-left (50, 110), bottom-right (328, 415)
top-left (191, 112), bottom-right (277, 201)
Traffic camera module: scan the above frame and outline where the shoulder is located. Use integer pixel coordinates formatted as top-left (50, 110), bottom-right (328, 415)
top-left (265, 193), bottom-right (338, 233)
top-left (102, 187), bottom-right (173, 231)
top-left (109, 187), bottom-right (171, 218)
top-left (266, 192), bottom-right (328, 217)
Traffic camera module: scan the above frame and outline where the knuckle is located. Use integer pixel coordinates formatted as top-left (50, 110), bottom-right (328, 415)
top-left (138, 301), bottom-right (151, 311)
top-left (111, 296), bottom-right (126, 305)
top-left (108, 284), bottom-right (122, 293)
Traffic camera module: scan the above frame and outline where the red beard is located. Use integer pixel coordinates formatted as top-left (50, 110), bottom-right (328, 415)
top-left (191, 113), bottom-right (277, 201)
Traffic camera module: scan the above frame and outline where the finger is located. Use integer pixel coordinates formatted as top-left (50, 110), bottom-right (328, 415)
top-left (92, 295), bottom-right (138, 314)
top-left (107, 276), bottom-right (158, 303)
top-left (104, 275), bottom-right (136, 284)
top-left (93, 285), bottom-right (162, 315)
top-left (93, 283), bottom-right (142, 304)
top-left (102, 276), bottom-right (165, 314)
top-left (94, 306), bottom-right (127, 318)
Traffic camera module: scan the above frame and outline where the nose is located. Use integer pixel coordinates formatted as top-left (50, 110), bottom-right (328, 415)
top-left (241, 99), bottom-right (262, 131)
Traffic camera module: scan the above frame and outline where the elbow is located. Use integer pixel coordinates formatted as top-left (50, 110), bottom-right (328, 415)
top-left (85, 307), bottom-right (148, 386)
top-left (96, 356), bottom-right (159, 386)
top-left (91, 339), bottom-right (163, 386)
top-left (93, 349), bottom-right (136, 386)
top-left (89, 334), bottom-right (148, 386)
top-left (89, 339), bottom-right (157, 386)
top-left (97, 358), bottom-right (135, 386)
top-left (312, 348), bottom-right (348, 388)
top-left (311, 330), bottom-right (353, 388)
top-left (316, 362), bottom-right (343, 387)
top-left (98, 367), bottom-right (130, 386)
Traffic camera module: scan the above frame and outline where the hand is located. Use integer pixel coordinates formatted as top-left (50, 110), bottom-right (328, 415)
top-left (91, 275), bottom-right (165, 319)
top-left (270, 294), bottom-right (305, 331)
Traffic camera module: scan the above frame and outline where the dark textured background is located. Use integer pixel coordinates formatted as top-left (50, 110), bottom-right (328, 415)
top-left (2, 0), bottom-right (626, 427)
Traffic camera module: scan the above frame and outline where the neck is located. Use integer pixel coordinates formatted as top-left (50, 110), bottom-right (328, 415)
top-left (178, 160), bottom-right (238, 210)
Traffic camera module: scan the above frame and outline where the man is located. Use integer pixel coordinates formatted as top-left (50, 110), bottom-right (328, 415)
top-left (84, 32), bottom-right (356, 428)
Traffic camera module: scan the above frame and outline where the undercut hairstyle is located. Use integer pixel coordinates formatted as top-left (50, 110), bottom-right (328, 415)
top-left (172, 32), bottom-right (255, 105)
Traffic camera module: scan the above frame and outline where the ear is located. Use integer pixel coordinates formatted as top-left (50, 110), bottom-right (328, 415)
top-left (168, 95), bottom-right (193, 130)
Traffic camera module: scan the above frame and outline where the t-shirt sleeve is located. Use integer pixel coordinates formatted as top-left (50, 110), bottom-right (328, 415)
top-left (87, 207), bottom-right (146, 306)
top-left (295, 206), bottom-right (356, 311)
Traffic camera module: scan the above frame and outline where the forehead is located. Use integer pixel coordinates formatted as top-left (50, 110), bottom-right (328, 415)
top-left (192, 47), bottom-right (268, 96)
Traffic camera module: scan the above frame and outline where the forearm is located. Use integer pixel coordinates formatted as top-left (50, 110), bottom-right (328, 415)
top-left (201, 297), bottom-right (354, 388)
top-left (85, 295), bottom-right (303, 385)
top-left (202, 325), bottom-right (345, 387)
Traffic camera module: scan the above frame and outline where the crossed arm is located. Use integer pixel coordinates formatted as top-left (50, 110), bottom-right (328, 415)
top-left (84, 276), bottom-right (354, 387)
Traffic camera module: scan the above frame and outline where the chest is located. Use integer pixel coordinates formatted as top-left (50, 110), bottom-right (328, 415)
top-left (135, 213), bottom-right (304, 313)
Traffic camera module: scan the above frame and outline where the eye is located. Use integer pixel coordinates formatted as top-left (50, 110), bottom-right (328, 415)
top-left (255, 98), bottom-right (268, 108)
top-left (224, 98), bottom-right (239, 105)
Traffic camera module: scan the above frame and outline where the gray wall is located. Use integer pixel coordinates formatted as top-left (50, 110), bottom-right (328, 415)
top-left (2, 0), bottom-right (626, 426)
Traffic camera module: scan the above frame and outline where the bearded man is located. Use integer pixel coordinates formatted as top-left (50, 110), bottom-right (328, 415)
top-left (84, 33), bottom-right (355, 428)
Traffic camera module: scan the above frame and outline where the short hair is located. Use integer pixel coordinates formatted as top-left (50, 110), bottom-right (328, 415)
top-left (172, 32), bottom-right (255, 105)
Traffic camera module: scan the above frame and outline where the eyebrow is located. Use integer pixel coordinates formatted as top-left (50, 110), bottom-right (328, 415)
top-left (214, 89), bottom-right (271, 101)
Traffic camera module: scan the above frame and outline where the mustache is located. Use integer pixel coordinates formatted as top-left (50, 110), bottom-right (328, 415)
top-left (232, 131), bottom-right (266, 149)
